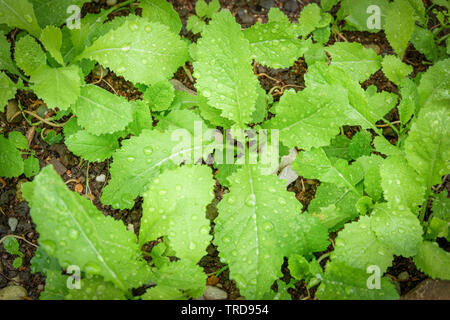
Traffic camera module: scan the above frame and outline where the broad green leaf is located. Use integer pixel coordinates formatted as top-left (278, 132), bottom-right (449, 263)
top-left (264, 86), bottom-right (349, 150)
top-left (71, 85), bottom-right (133, 135)
top-left (0, 134), bottom-right (23, 177)
top-left (382, 55), bottom-right (413, 86)
top-left (101, 127), bottom-right (214, 209)
top-left (297, 3), bottom-right (323, 37)
top-left (21, 166), bottom-right (153, 291)
top-left (292, 147), bottom-right (363, 195)
top-left (354, 155), bottom-right (384, 201)
top-left (125, 100), bottom-right (152, 136)
top-left (39, 269), bottom-right (69, 300)
top-left (304, 41), bottom-right (327, 66)
top-left (143, 80), bottom-right (175, 111)
top-left (323, 135), bottom-right (352, 161)
top-left (411, 25), bottom-right (441, 62)
top-left (140, 166), bottom-right (214, 262)
top-left (65, 130), bottom-right (119, 162)
top-left (316, 262), bottom-right (399, 300)
top-left (30, 64), bottom-right (82, 110)
top-left (30, 0), bottom-right (90, 28)
top-left (155, 109), bottom-right (210, 136)
top-left (397, 78), bottom-right (419, 124)
top-left (139, 0), bottom-right (182, 34)
top-left (417, 58), bottom-right (450, 108)
top-left (372, 136), bottom-right (401, 157)
top-left (2, 236), bottom-right (20, 255)
top-left (186, 15), bottom-right (206, 34)
top-left (337, 0), bottom-right (389, 32)
top-left (432, 191), bottom-right (450, 221)
top-left (364, 85), bottom-right (398, 120)
top-left (288, 255), bottom-right (323, 288)
top-left (321, 0), bottom-right (339, 11)
top-left (348, 130), bottom-right (373, 159)
top-left (215, 165), bottom-right (329, 299)
top-left (331, 216), bottom-right (394, 273)
top-left (142, 261), bottom-right (206, 300)
top-left (326, 42), bottom-right (382, 82)
top-left (380, 155), bottom-right (426, 214)
top-left (370, 203), bottom-right (423, 257)
top-left (65, 277), bottom-right (126, 300)
top-left (308, 183), bottom-right (361, 231)
top-left (425, 217), bottom-right (449, 241)
top-left (406, 0), bottom-right (426, 24)
top-left (0, 32), bottom-right (20, 75)
top-left (0, 72), bottom-right (17, 112)
top-left (14, 34), bottom-right (46, 76)
top-left (40, 26), bottom-right (64, 65)
top-left (193, 10), bottom-right (258, 127)
top-left (195, 0), bottom-right (219, 19)
top-left (404, 106), bottom-right (450, 192)
top-left (243, 8), bottom-right (304, 69)
top-left (384, 0), bottom-right (415, 57)
top-left (413, 241), bottom-right (450, 280)
top-left (0, 0), bottom-right (41, 37)
top-left (23, 155), bottom-right (40, 177)
top-left (196, 93), bottom-right (237, 128)
top-left (77, 17), bottom-right (188, 85)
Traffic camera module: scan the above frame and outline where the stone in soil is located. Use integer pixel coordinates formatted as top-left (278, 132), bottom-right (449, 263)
top-left (401, 279), bottom-right (450, 300)
top-left (6, 100), bottom-right (20, 123)
top-left (0, 285), bottom-right (28, 300)
top-left (8, 217), bottom-right (18, 232)
top-left (95, 174), bottom-right (106, 182)
top-left (203, 285), bottom-right (228, 300)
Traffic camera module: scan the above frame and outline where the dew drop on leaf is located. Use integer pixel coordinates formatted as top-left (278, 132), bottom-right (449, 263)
top-left (40, 240), bottom-right (56, 255)
top-left (143, 146), bottom-right (153, 155)
top-left (263, 221), bottom-right (274, 232)
top-left (84, 262), bottom-right (101, 275)
top-left (68, 229), bottom-right (79, 240)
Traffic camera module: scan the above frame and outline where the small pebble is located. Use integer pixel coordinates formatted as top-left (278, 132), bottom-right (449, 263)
top-left (284, 0), bottom-right (299, 12)
top-left (203, 285), bottom-right (228, 300)
top-left (260, 0), bottom-right (274, 9)
top-left (398, 271), bottom-right (409, 281)
top-left (0, 286), bottom-right (28, 300)
top-left (95, 174), bottom-right (106, 183)
top-left (106, 0), bottom-right (117, 6)
top-left (237, 9), bottom-right (255, 25)
top-left (8, 218), bottom-right (18, 232)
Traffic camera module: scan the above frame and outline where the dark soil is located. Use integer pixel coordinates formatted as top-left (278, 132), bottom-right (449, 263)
top-left (0, 0), bottom-right (448, 300)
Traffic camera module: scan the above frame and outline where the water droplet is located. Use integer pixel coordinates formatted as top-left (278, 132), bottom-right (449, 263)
top-left (227, 196), bottom-right (235, 204)
top-left (129, 23), bottom-right (139, 31)
top-left (40, 240), bottom-right (56, 255)
top-left (145, 26), bottom-right (152, 32)
top-left (69, 229), bottom-right (79, 240)
top-left (223, 236), bottom-right (231, 243)
top-left (189, 242), bottom-right (196, 250)
top-left (24, 14), bottom-right (33, 23)
top-left (245, 194), bottom-right (255, 207)
top-left (199, 226), bottom-right (209, 234)
top-left (263, 221), bottom-right (274, 232)
top-left (84, 262), bottom-right (101, 275)
top-left (143, 146), bottom-right (153, 155)
top-left (127, 156), bottom-right (135, 163)
top-left (159, 190), bottom-right (167, 195)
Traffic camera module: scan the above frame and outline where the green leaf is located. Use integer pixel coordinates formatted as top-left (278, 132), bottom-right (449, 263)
top-left (186, 15), bottom-right (206, 34)
top-left (397, 78), bottom-right (419, 124)
top-left (331, 216), bottom-right (394, 273)
top-left (432, 191), bottom-right (450, 221)
top-left (370, 203), bottom-right (423, 257)
top-left (39, 269), bottom-right (68, 300)
top-left (30, 64), bottom-right (82, 110)
top-left (243, 8), bottom-right (304, 69)
top-left (14, 34), bottom-right (46, 76)
top-left (0, 134), bottom-right (23, 177)
top-left (308, 183), bottom-right (361, 231)
top-left (384, 0), bottom-right (415, 57)
top-left (337, 0), bottom-right (389, 32)
top-left (321, 0), bottom-right (339, 11)
top-left (140, 165), bottom-right (215, 262)
top-left (139, 0), bottom-right (182, 34)
top-left (72, 85), bottom-right (133, 135)
top-left (65, 277), bottom-right (127, 300)
top-left (372, 136), bottom-right (401, 157)
top-left (21, 166), bottom-right (153, 291)
top-left (411, 25), bottom-right (440, 62)
top-left (316, 262), bottom-right (399, 300)
top-left (0, 32), bottom-right (20, 75)
top-left (288, 255), bottom-right (323, 287)
top-left (326, 42), bottom-right (382, 82)
top-left (142, 261), bottom-right (206, 300)
top-left (404, 105), bottom-right (450, 192)
top-left (292, 147), bottom-right (363, 195)
top-left (13, 257), bottom-right (23, 268)
top-left (24, 155), bottom-right (40, 177)
top-left (354, 155), bottom-right (384, 201)
top-left (8, 130), bottom-right (28, 149)
top-left (193, 10), bottom-right (258, 127)
top-left (297, 3), bottom-right (323, 37)
top-left (143, 80), bottom-right (175, 111)
top-left (215, 165), bottom-right (329, 299)
top-left (195, 0), bottom-right (208, 18)
top-left (65, 130), bottom-right (120, 162)
top-left (364, 85), bottom-right (398, 120)
top-left (125, 100), bottom-right (152, 136)
top-left (348, 130), bottom-right (373, 159)
top-left (40, 26), bottom-right (64, 65)
top-left (413, 241), bottom-right (450, 280)
top-left (0, 0), bottom-right (41, 37)
top-left (264, 86), bottom-right (349, 150)
top-left (406, 0), bottom-right (426, 24)
top-left (382, 55), bottom-right (413, 86)
top-left (323, 135), bottom-right (352, 161)
top-left (417, 58), bottom-right (450, 109)
top-left (380, 155), bottom-right (426, 214)
top-left (30, 0), bottom-right (91, 28)
top-left (101, 128), bottom-right (214, 209)
top-left (77, 16), bottom-right (188, 85)
top-left (3, 236), bottom-right (21, 255)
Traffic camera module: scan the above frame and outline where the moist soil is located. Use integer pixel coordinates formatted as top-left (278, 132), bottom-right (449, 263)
top-left (0, 0), bottom-right (448, 300)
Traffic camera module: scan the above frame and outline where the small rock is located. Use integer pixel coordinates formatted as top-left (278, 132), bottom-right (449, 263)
top-left (95, 174), bottom-right (106, 183)
top-left (401, 279), bottom-right (450, 300)
top-left (93, 64), bottom-right (109, 78)
top-left (284, 0), bottom-right (299, 12)
top-left (397, 271), bottom-right (409, 281)
top-left (364, 43), bottom-right (381, 55)
top-left (203, 285), bottom-right (228, 300)
top-left (279, 165), bottom-right (298, 186)
top-left (37, 284), bottom-right (44, 291)
top-left (260, 0), bottom-right (274, 9)
top-left (106, 0), bottom-right (117, 6)
top-left (6, 100), bottom-right (20, 123)
top-left (0, 285), bottom-right (28, 300)
top-left (8, 218), bottom-right (18, 232)
top-left (238, 9), bottom-right (255, 25)
top-left (48, 159), bottom-right (67, 176)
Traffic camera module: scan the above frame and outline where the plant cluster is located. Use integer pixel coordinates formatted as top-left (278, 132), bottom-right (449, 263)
top-left (0, 0), bottom-right (449, 300)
